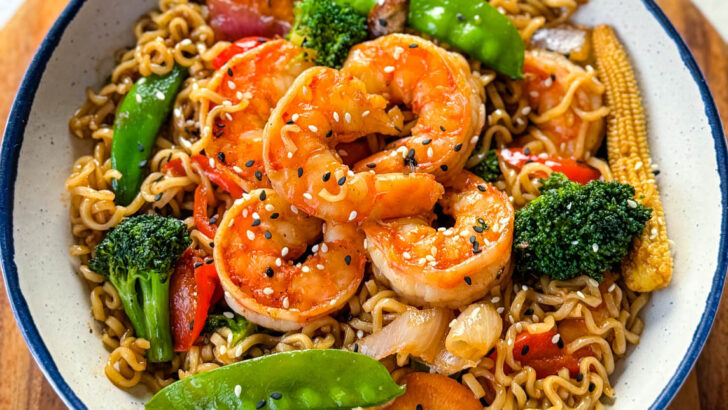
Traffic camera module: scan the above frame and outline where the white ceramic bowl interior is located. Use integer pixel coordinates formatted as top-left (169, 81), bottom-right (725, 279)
top-left (1, 0), bottom-right (726, 409)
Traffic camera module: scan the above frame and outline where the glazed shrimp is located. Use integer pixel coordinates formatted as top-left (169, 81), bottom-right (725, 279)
top-left (363, 171), bottom-right (514, 308)
top-left (521, 49), bottom-right (609, 159)
top-left (263, 66), bottom-right (444, 223)
top-left (214, 189), bottom-right (366, 331)
top-left (342, 34), bottom-right (485, 183)
top-left (200, 40), bottom-right (313, 191)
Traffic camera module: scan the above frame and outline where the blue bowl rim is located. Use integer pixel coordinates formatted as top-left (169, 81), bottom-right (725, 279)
top-left (1, 0), bottom-right (726, 409)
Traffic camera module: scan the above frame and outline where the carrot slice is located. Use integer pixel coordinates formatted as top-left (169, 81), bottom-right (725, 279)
top-left (387, 373), bottom-right (481, 410)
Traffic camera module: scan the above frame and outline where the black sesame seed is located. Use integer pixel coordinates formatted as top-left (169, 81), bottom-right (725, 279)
top-left (480, 397), bottom-right (489, 406)
top-left (550, 73), bottom-right (556, 82)
top-left (654, 170), bottom-right (661, 175)
top-left (521, 345), bottom-right (529, 355)
top-left (154, 174), bottom-right (164, 182)
top-left (206, 258), bottom-right (214, 265)
top-left (456, 12), bottom-right (464, 21)
top-left (227, 68), bottom-right (233, 77)
top-left (256, 400), bottom-right (266, 409)
top-left (409, 43), bottom-right (418, 48)
top-left (464, 276), bottom-right (472, 285)
top-left (270, 392), bottom-right (282, 400)
top-left (167, 152), bottom-right (173, 162)
top-left (486, 347), bottom-right (495, 356)
top-left (259, 191), bottom-right (266, 201)
top-left (209, 242), bottom-right (215, 248)
top-left (557, 338), bottom-right (565, 349)
top-left (473, 226), bottom-right (483, 233)
top-left (264, 230), bottom-right (272, 239)
top-left (216, 123), bottom-right (225, 129)
top-left (137, 142), bottom-right (144, 152)
top-left (440, 125), bottom-right (446, 131)
top-left (524, 147), bottom-right (531, 155)
top-left (215, 130), bottom-right (224, 138)
top-left (139, 160), bottom-right (148, 168)
top-left (286, 119), bottom-right (294, 125)
top-left (353, 343), bottom-right (359, 352)
top-left (322, 171), bottom-right (331, 182)
top-left (576, 372), bottom-right (584, 382)
top-left (193, 262), bottom-right (203, 269)
top-left (210, 216), bottom-right (218, 224)
top-left (469, 236), bottom-right (477, 244)
top-left (297, 168), bottom-right (303, 178)
top-left (245, 160), bottom-right (255, 167)
top-left (366, 163), bottom-right (376, 169)
top-left (525, 159), bottom-right (534, 164)
top-left (477, 185), bottom-right (486, 192)
top-left (407, 148), bottom-right (416, 158)
top-left (189, 320), bottom-right (194, 330)
top-left (266, 267), bottom-right (274, 277)
top-left (252, 219), bottom-right (261, 227)
top-left (416, 405), bottom-right (423, 410)
top-left (326, 129), bottom-right (333, 138)
top-left (378, 18), bottom-right (388, 27)
top-left (524, 308), bottom-right (534, 316)
top-left (454, 143), bottom-right (462, 152)
top-left (394, 126), bottom-right (402, 132)
top-left (422, 138), bottom-right (432, 145)
top-left (440, 164), bottom-right (448, 171)
top-left (337, 176), bottom-right (346, 186)
top-left (473, 248), bottom-right (482, 254)
top-left (589, 382), bottom-right (596, 392)
top-left (217, 152), bottom-right (226, 163)
top-left (344, 255), bottom-right (351, 265)
top-left (255, 170), bottom-right (263, 181)
top-left (270, 213), bottom-right (279, 219)
top-left (154, 193), bottom-right (163, 201)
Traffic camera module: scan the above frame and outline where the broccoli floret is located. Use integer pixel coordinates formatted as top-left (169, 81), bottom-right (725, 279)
top-left (470, 149), bottom-right (502, 182)
top-left (514, 173), bottom-right (651, 282)
top-left (89, 215), bottom-right (191, 362)
top-left (203, 313), bottom-right (257, 345)
top-left (287, 0), bottom-right (367, 69)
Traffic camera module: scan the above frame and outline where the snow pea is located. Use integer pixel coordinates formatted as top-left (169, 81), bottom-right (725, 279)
top-left (145, 349), bottom-right (405, 409)
top-left (408, 0), bottom-right (524, 78)
top-left (332, 0), bottom-right (376, 16)
top-left (111, 65), bottom-right (187, 205)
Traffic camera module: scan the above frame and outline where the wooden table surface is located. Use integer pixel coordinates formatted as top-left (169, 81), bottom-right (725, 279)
top-left (0, 0), bottom-right (725, 409)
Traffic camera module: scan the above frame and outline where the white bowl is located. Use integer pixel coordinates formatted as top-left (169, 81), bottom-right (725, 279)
top-left (1, 0), bottom-right (726, 409)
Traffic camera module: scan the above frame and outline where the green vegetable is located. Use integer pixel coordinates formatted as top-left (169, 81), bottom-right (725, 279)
top-left (111, 65), bottom-right (187, 205)
top-left (203, 313), bottom-right (257, 346)
top-left (89, 215), bottom-right (191, 362)
top-left (331, 0), bottom-right (376, 16)
top-left (470, 149), bottom-right (502, 182)
top-left (146, 349), bottom-right (405, 409)
top-left (287, 0), bottom-right (368, 69)
top-left (408, 0), bottom-right (524, 78)
top-left (514, 173), bottom-right (652, 282)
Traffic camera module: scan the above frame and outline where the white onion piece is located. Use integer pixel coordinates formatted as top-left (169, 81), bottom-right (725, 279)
top-left (531, 25), bottom-right (588, 56)
top-left (430, 347), bottom-right (479, 375)
top-left (445, 303), bottom-right (502, 361)
top-left (358, 307), bottom-right (453, 363)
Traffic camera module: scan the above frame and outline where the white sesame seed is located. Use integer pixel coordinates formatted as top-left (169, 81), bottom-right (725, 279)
top-left (275, 258), bottom-right (282, 267)
top-left (592, 243), bottom-right (599, 252)
top-left (521, 106), bottom-right (532, 116)
top-left (303, 192), bottom-right (313, 200)
top-left (333, 112), bottom-right (340, 122)
top-left (302, 266), bottom-right (310, 273)
top-left (236, 91), bottom-right (244, 100)
top-left (470, 136), bottom-right (478, 144)
top-left (426, 255), bottom-right (435, 262)
top-left (292, 114), bottom-right (299, 122)
top-left (308, 125), bottom-right (318, 132)
top-left (234, 385), bottom-right (242, 397)
top-left (222, 100), bottom-right (232, 106)
top-left (338, 149), bottom-right (349, 157)
top-left (383, 66), bottom-right (395, 73)
top-left (430, 246), bottom-right (437, 256)
top-left (263, 287), bottom-right (274, 295)
top-left (290, 205), bottom-right (298, 214)
top-left (265, 204), bottom-right (275, 212)
top-left (627, 199), bottom-right (638, 208)
top-left (491, 296), bottom-right (500, 303)
top-left (515, 322), bottom-right (523, 332)
top-left (155, 91), bottom-right (165, 100)
top-left (317, 264), bottom-right (325, 270)
top-left (418, 258), bottom-right (426, 265)
top-left (282, 297), bottom-right (290, 309)
top-left (608, 283), bottom-right (616, 292)
top-left (530, 91), bottom-right (539, 98)
top-left (246, 230), bottom-right (255, 240)
top-left (543, 77), bottom-right (553, 87)
top-left (427, 147), bottom-right (434, 158)
top-left (551, 333), bottom-right (561, 344)
top-left (312, 244), bottom-right (319, 252)
top-left (242, 209), bottom-right (249, 218)
top-left (635, 161), bottom-right (643, 170)
top-left (403, 252), bottom-right (411, 259)
top-left (497, 306), bottom-right (505, 314)
top-left (228, 218), bottom-right (235, 227)
top-left (345, 112), bottom-right (352, 123)
top-left (362, 110), bottom-right (370, 117)
top-left (252, 212), bottom-right (260, 220)
top-left (233, 166), bottom-right (243, 173)
top-left (348, 211), bottom-right (357, 221)
top-left (223, 311), bottom-right (234, 319)
top-left (135, 94), bottom-right (142, 103)
top-left (209, 158), bottom-right (215, 168)
top-left (356, 330), bottom-right (364, 339)
top-left (287, 152), bottom-right (293, 158)
top-left (281, 247), bottom-right (289, 258)
top-left (228, 80), bottom-right (236, 90)
top-left (225, 113), bottom-right (233, 121)
top-left (363, 238), bottom-right (368, 248)
top-left (571, 240), bottom-right (579, 245)
top-left (522, 285), bottom-right (528, 291)
top-left (577, 290), bottom-right (585, 298)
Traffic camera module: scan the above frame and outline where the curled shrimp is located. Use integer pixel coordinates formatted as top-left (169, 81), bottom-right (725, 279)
top-left (521, 49), bottom-right (609, 159)
top-left (262, 66), bottom-right (444, 223)
top-left (201, 40), bottom-right (313, 190)
top-left (214, 188), bottom-right (366, 331)
top-left (342, 34), bottom-right (485, 182)
top-left (363, 171), bottom-right (514, 308)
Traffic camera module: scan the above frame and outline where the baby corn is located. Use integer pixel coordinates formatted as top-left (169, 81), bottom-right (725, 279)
top-left (593, 25), bottom-right (673, 292)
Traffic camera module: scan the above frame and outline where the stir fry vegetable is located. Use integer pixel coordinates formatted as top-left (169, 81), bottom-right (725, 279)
top-left (470, 149), bottom-right (502, 183)
top-left (203, 313), bottom-right (256, 346)
top-left (111, 65), bottom-right (187, 205)
top-left (212, 36), bottom-right (269, 69)
top-left (89, 215), bottom-right (191, 362)
top-left (408, 0), bottom-right (524, 78)
top-left (386, 373), bottom-right (481, 410)
top-left (145, 350), bottom-right (405, 409)
top-left (500, 148), bottom-right (601, 184)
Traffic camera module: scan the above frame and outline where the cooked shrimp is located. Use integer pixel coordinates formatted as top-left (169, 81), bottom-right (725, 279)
top-left (363, 171), bottom-right (514, 308)
top-left (202, 40), bottom-right (313, 191)
top-left (342, 34), bottom-right (485, 183)
top-left (521, 49), bottom-right (609, 159)
top-left (263, 66), bottom-right (444, 223)
top-left (213, 188), bottom-right (366, 331)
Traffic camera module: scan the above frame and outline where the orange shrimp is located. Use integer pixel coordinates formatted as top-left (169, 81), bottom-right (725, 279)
top-left (262, 66), bottom-right (444, 223)
top-left (342, 34), bottom-right (485, 183)
top-left (204, 40), bottom-right (313, 191)
top-left (214, 189), bottom-right (366, 331)
top-left (522, 49), bottom-right (609, 159)
top-left (363, 171), bottom-right (514, 308)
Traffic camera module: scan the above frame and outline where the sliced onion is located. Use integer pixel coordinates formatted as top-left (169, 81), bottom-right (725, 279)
top-left (531, 25), bottom-right (588, 57)
top-left (445, 303), bottom-right (502, 361)
top-left (358, 307), bottom-right (453, 363)
top-left (430, 347), bottom-right (479, 375)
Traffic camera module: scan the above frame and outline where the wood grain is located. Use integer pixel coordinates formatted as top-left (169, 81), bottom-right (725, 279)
top-left (0, 0), bottom-right (725, 409)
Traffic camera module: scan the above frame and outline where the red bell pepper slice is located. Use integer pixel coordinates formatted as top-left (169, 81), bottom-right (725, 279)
top-left (194, 184), bottom-right (218, 239)
top-left (500, 148), bottom-right (601, 184)
top-left (212, 36), bottom-right (269, 69)
top-left (170, 249), bottom-right (222, 352)
top-left (190, 154), bottom-right (244, 198)
top-left (511, 328), bottom-right (595, 379)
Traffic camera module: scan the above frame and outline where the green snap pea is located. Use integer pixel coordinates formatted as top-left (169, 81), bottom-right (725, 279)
top-left (331, 0), bottom-right (376, 16)
top-left (408, 0), bottom-right (524, 78)
top-left (145, 349), bottom-right (405, 409)
top-left (111, 65), bottom-right (187, 205)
